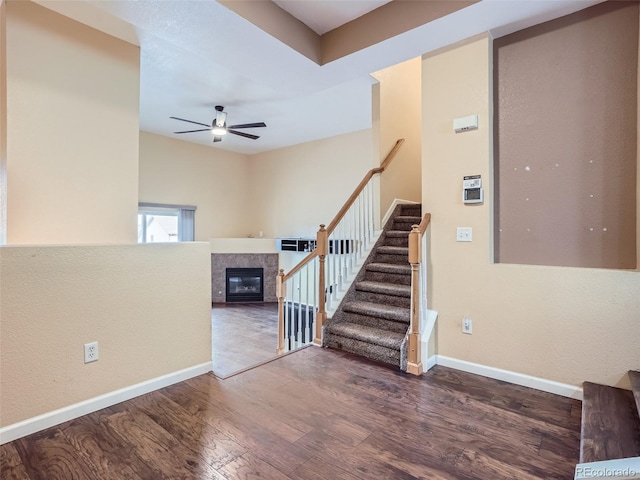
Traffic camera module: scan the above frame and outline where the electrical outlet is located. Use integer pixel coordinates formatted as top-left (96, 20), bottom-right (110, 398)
top-left (462, 317), bottom-right (473, 335)
top-left (84, 341), bottom-right (99, 363)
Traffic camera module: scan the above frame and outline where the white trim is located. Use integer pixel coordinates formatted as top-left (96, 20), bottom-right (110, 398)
top-left (435, 356), bottom-right (583, 400)
top-left (425, 355), bottom-right (437, 371)
top-left (420, 309), bottom-right (438, 369)
top-left (0, 362), bottom-right (212, 445)
top-left (575, 457), bottom-right (640, 480)
top-left (380, 198), bottom-right (419, 228)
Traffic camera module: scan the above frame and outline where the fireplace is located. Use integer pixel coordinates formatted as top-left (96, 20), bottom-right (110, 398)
top-left (225, 268), bottom-right (264, 302)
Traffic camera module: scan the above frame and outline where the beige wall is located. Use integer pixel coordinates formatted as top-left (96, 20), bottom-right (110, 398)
top-left (422, 36), bottom-right (640, 389)
top-left (0, 243), bottom-right (212, 427)
top-left (248, 129), bottom-right (373, 238)
top-left (5, 1), bottom-right (139, 244)
top-left (1, 0), bottom-right (7, 244)
top-left (139, 132), bottom-right (251, 240)
top-left (372, 58), bottom-right (422, 216)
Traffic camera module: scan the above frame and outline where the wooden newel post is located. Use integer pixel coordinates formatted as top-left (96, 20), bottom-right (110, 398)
top-left (407, 225), bottom-right (423, 375)
top-left (314, 224), bottom-right (328, 346)
top-left (276, 269), bottom-right (286, 355)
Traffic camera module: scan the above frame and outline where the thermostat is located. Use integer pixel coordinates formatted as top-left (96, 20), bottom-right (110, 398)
top-left (453, 114), bottom-right (478, 133)
top-left (463, 175), bottom-right (483, 204)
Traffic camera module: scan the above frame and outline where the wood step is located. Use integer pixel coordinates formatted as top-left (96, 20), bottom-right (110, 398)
top-left (580, 381), bottom-right (640, 463)
top-left (629, 370), bottom-right (640, 417)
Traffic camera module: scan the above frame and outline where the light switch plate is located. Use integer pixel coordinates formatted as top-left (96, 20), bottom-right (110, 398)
top-left (456, 227), bottom-right (472, 242)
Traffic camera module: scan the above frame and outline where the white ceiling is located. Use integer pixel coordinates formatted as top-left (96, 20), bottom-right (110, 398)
top-left (39, 0), bottom-right (603, 155)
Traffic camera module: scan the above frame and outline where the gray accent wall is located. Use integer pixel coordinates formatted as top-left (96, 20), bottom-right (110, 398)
top-left (494, 1), bottom-right (638, 269)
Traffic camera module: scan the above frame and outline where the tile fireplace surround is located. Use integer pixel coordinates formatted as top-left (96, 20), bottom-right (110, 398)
top-left (211, 253), bottom-right (278, 303)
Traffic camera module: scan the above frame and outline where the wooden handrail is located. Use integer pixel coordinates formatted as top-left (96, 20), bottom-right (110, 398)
top-left (380, 138), bottom-right (405, 171)
top-left (277, 138), bottom-right (406, 286)
top-left (282, 250), bottom-right (318, 282)
top-left (326, 139), bottom-right (405, 234)
top-left (417, 213), bottom-right (431, 235)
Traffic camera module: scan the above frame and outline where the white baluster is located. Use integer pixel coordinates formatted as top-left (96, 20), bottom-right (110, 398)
top-left (360, 191), bottom-right (365, 259)
top-left (284, 278), bottom-right (290, 352)
top-left (305, 262), bottom-right (311, 344)
top-left (337, 221), bottom-right (343, 294)
top-left (364, 183), bottom-right (369, 246)
top-left (332, 232), bottom-right (338, 303)
top-left (356, 196), bottom-right (360, 262)
top-left (369, 181), bottom-right (374, 243)
top-left (296, 271), bottom-right (302, 346)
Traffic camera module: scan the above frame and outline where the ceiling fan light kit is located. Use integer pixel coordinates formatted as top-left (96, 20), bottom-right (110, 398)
top-left (170, 105), bottom-right (266, 143)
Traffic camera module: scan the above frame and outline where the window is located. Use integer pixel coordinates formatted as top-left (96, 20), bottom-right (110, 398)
top-left (137, 203), bottom-right (196, 243)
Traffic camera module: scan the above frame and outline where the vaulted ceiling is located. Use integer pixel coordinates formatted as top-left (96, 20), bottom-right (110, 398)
top-left (35, 0), bottom-right (603, 154)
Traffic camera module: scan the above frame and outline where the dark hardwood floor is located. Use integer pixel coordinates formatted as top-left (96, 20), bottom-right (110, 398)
top-left (211, 303), bottom-right (281, 378)
top-left (1, 348), bottom-right (582, 479)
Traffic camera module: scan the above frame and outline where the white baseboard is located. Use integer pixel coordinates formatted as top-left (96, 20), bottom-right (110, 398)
top-left (425, 355), bottom-right (437, 371)
top-left (435, 356), bottom-right (583, 400)
top-left (0, 361), bottom-right (212, 445)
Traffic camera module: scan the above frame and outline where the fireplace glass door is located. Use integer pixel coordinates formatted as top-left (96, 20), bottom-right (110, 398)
top-left (225, 268), bottom-right (264, 302)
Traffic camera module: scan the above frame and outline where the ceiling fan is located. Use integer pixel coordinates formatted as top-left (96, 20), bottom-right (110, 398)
top-left (170, 105), bottom-right (266, 142)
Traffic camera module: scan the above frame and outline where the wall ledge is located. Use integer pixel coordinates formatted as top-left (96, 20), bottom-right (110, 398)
top-left (0, 362), bottom-right (212, 445)
top-left (435, 355), bottom-right (583, 400)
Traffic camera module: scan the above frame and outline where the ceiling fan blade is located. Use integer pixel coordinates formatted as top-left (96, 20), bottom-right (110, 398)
top-left (170, 116), bottom-right (211, 128)
top-left (228, 130), bottom-right (260, 140)
top-left (227, 122), bottom-right (266, 129)
top-left (174, 128), bottom-right (211, 134)
top-left (213, 136), bottom-right (222, 143)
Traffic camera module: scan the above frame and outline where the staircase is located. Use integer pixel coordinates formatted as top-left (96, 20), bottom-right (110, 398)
top-left (323, 203), bottom-right (421, 370)
top-left (577, 370), bottom-right (640, 478)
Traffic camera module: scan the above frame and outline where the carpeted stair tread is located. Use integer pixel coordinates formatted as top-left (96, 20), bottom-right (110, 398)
top-left (386, 230), bottom-right (411, 237)
top-left (400, 205), bottom-right (422, 214)
top-left (377, 246), bottom-right (408, 256)
top-left (327, 322), bottom-right (405, 350)
top-left (355, 281), bottom-right (411, 298)
top-left (394, 215), bottom-right (422, 223)
top-left (366, 262), bottom-right (411, 275)
top-left (580, 381), bottom-right (640, 463)
top-left (343, 300), bottom-right (410, 323)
